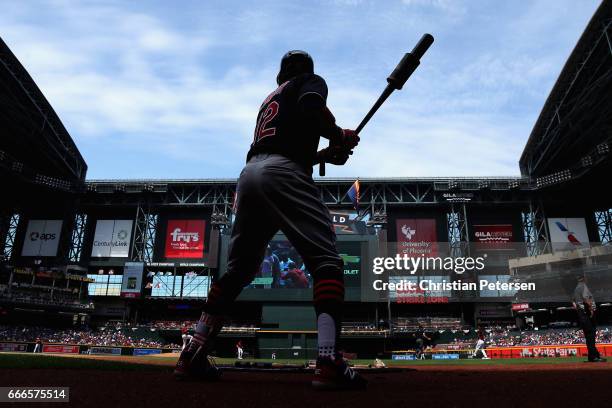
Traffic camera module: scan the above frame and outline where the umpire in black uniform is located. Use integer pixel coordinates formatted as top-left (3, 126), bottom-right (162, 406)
top-left (414, 324), bottom-right (431, 359)
top-left (572, 274), bottom-right (606, 362)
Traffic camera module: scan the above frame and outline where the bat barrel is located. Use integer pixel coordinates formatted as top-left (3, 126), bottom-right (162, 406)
top-left (321, 33), bottom-right (434, 176)
top-left (387, 33), bottom-right (434, 90)
top-left (411, 33), bottom-right (434, 60)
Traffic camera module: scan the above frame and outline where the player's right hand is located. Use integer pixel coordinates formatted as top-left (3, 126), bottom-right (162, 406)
top-left (337, 128), bottom-right (360, 150)
top-left (318, 146), bottom-right (352, 165)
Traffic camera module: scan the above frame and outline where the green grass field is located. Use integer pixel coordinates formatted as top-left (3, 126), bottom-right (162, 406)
top-left (0, 353), bottom-right (170, 371)
top-left (0, 353), bottom-right (594, 371)
top-left (142, 354), bottom-right (593, 366)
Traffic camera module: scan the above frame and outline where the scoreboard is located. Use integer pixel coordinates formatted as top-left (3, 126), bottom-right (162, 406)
top-left (218, 233), bottom-right (377, 302)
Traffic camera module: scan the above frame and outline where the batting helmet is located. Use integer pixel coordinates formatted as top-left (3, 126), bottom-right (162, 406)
top-left (276, 50), bottom-right (314, 85)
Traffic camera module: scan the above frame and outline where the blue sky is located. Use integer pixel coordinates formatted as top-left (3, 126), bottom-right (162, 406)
top-left (1, 0), bottom-right (601, 179)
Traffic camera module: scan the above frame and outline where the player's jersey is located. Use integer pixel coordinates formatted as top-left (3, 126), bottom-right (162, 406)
top-left (247, 73), bottom-right (328, 169)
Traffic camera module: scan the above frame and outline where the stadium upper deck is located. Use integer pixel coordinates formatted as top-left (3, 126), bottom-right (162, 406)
top-left (519, 1), bottom-right (612, 187)
top-left (0, 37), bottom-right (87, 192)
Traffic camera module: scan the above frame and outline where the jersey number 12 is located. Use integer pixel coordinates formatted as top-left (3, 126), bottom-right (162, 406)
top-left (254, 101), bottom-right (279, 142)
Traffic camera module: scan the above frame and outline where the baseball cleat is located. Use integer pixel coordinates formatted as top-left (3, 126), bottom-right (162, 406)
top-left (587, 357), bottom-right (607, 363)
top-left (174, 345), bottom-right (222, 381)
top-left (312, 356), bottom-right (367, 390)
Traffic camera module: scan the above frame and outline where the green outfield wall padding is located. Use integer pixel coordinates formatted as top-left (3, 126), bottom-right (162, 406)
top-left (262, 305), bottom-right (316, 330)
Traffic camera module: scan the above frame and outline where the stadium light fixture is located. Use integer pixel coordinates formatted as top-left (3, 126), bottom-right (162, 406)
top-left (535, 169), bottom-right (572, 188)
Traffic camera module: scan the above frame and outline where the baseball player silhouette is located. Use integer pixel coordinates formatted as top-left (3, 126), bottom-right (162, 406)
top-left (174, 50), bottom-right (365, 389)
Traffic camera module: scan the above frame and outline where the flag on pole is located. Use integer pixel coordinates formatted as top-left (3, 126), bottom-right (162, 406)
top-left (347, 180), bottom-right (360, 210)
top-left (232, 191), bottom-right (238, 213)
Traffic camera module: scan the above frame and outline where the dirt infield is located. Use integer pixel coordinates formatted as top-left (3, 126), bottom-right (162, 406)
top-left (2, 355), bottom-right (612, 408)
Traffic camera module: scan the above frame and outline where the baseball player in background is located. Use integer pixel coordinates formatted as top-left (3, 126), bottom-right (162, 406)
top-left (33, 338), bottom-right (42, 353)
top-left (181, 327), bottom-right (193, 352)
top-left (415, 325), bottom-right (431, 360)
top-left (236, 340), bottom-right (244, 360)
top-left (472, 327), bottom-right (489, 359)
top-left (174, 51), bottom-right (365, 390)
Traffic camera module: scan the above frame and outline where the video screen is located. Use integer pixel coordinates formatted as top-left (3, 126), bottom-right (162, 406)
top-left (247, 240), bottom-right (362, 289)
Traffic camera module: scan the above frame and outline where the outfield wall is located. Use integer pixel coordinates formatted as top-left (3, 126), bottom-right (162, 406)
top-left (3, 341), bottom-right (612, 360)
top-left (0, 341), bottom-right (174, 356)
top-left (487, 343), bottom-right (612, 359)
top-left (391, 343), bottom-right (612, 360)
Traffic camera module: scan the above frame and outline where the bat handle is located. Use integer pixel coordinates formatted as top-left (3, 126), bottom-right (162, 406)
top-left (355, 85), bottom-right (394, 134)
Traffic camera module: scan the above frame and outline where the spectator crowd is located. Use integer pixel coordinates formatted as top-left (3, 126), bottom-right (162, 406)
top-left (3, 323), bottom-right (611, 350)
top-left (0, 325), bottom-right (178, 348)
top-left (450, 326), bottom-right (612, 347)
top-left (0, 287), bottom-right (92, 310)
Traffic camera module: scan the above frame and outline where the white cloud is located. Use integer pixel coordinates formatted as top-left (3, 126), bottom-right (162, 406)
top-left (0, 0), bottom-right (600, 179)
top-left (401, 0), bottom-right (466, 16)
top-left (321, 106), bottom-right (527, 178)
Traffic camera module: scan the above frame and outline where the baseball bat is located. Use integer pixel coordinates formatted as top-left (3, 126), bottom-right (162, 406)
top-left (319, 33), bottom-right (434, 176)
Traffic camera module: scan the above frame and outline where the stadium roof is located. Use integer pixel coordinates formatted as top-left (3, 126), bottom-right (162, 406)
top-left (86, 176), bottom-right (526, 184)
top-left (0, 37), bottom-right (87, 190)
top-left (86, 176), bottom-right (530, 191)
top-left (519, 1), bottom-right (612, 180)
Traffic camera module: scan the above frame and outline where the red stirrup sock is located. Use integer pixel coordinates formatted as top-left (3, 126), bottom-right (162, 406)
top-left (187, 312), bottom-right (224, 353)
